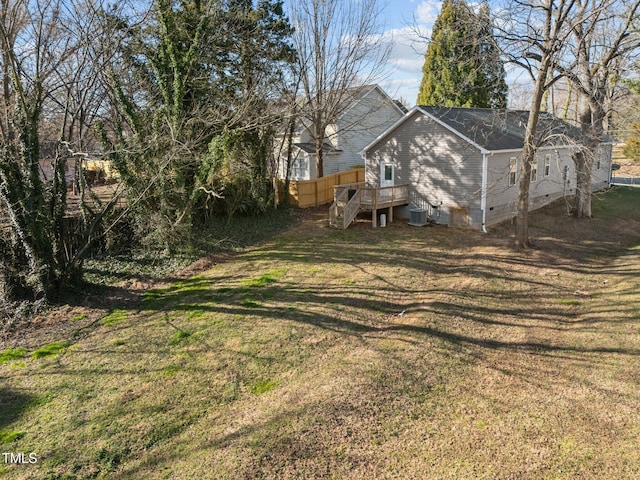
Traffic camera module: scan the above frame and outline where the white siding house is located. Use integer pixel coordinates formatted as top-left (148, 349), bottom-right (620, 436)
top-left (363, 106), bottom-right (613, 229)
top-left (277, 84), bottom-right (406, 180)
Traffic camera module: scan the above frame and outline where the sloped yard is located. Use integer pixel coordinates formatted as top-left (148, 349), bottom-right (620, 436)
top-left (1, 187), bottom-right (640, 479)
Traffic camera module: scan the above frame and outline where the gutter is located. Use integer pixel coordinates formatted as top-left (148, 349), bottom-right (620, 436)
top-left (481, 152), bottom-right (488, 233)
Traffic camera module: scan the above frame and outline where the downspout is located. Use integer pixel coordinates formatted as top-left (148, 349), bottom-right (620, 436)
top-left (481, 152), bottom-right (488, 233)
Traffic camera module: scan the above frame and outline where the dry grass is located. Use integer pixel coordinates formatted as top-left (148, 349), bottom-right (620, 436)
top-left (1, 187), bottom-right (640, 479)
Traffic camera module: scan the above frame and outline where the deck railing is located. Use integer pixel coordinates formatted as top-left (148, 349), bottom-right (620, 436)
top-left (330, 182), bottom-right (410, 229)
top-left (342, 189), bottom-right (362, 228)
top-left (329, 187), bottom-right (349, 227)
top-left (360, 184), bottom-right (409, 208)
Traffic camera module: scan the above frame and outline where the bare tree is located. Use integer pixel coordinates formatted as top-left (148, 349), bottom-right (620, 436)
top-left (563, 0), bottom-right (640, 218)
top-left (289, 0), bottom-right (391, 178)
top-left (496, 0), bottom-right (579, 249)
top-left (0, 0), bottom-right (120, 304)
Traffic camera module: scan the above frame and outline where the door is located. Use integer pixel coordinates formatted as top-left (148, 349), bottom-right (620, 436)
top-left (380, 163), bottom-right (394, 188)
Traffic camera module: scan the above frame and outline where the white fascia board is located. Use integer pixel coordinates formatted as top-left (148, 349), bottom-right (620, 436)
top-left (417, 106), bottom-right (489, 155)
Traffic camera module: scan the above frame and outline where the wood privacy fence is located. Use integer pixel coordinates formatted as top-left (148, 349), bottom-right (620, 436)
top-left (278, 168), bottom-right (366, 208)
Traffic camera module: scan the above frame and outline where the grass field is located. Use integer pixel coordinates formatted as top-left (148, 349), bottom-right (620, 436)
top-left (1, 187), bottom-right (640, 479)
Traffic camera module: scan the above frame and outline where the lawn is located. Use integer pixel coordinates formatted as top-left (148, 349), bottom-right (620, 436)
top-left (1, 187), bottom-right (640, 479)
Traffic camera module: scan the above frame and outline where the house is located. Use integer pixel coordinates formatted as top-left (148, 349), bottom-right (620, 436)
top-left (277, 84), bottom-right (406, 180)
top-left (361, 106), bottom-right (613, 230)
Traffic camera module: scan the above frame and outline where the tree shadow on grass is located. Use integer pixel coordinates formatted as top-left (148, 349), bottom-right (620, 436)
top-left (0, 386), bottom-right (34, 435)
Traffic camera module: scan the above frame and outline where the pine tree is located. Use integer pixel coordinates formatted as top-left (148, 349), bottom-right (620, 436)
top-left (477, 1), bottom-right (508, 108)
top-left (417, 0), bottom-right (507, 108)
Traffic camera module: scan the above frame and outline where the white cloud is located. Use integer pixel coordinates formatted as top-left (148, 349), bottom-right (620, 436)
top-left (415, 1), bottom-right (442, 25)
top-left (373, 25), bottom-right (431, 102)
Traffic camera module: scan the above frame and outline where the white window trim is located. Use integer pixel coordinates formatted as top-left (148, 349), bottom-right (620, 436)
top-left (509, 157), bottom-right (517, 187)
top-left (544, 154), bottom-right (551, 177)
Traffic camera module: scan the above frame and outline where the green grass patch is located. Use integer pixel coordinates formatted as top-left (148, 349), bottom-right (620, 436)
top-left (70, 313), bottom-right (87, 322)
top-left (31, 342), bottom-right (70, 359)
top-left (169, 330), bottom-right (192, 345)
top-left (112, 339), bottom-right (126, 346)
top-left (241, 298), bottom-right (261, 308)
top-left (0, 347), bottom-right (26, 364)
top-left (162, 364), bottom-right (181, 377)
top-left (0, 430), bottom-right (25, 442)
top-left (186, 308), bottom-right (205, 319)
top-left (248, 379), bottom-right (279, 395)
top-left (102, 309), bottom-right (129, 326)
top-left (242, 268), bottom-right (286, 288)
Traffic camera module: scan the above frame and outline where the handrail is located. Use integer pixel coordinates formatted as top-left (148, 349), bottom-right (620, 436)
top-left (341, 189), bottom-right (362, 229)
top-left (329, 187), bottom-right (349, 227)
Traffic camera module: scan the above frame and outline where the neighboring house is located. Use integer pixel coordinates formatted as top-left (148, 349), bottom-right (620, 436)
top-left (39, 156), bottom-right (116, 188)
top-left (277, 84), bottom-right (406, 180)
top-left (362, 106), bottom-right (613, 230)
top-left (39, 159), bottom-right (78, 187)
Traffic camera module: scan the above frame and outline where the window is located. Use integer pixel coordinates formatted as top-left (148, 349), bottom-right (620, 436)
top-left (531, 158), bottom-right (538, 182)
top-left (384, 164), bottom-right (393, 181)
top-left (509, 157), bottom-right (517, 186)
top-left (597, 159), bottom-right (601, 170)
top-left (544, 154), bottom-right (551, 176)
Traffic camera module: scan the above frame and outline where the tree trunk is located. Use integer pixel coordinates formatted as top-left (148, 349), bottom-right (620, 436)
top-left (315, 128), bottom-right (324, 178)
top-left (515, 142), bottom-right (533, 250)
top-left (515, 59), bottom-right (550, 250)
top-left (572, 149), bottom-right (591, 218)
top-left (574, 100), bottom-right (605, 218)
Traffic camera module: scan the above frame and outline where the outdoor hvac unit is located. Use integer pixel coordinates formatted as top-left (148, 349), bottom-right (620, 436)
top-left (409, 208), bottom-right (428, 227)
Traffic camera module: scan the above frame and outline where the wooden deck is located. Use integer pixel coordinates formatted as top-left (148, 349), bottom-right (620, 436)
top-left (329, 182), bottom-right (410, 229)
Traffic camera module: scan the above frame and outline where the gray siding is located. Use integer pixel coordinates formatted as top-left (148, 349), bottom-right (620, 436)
top-left (366, 111), bottom-right (484, 227)
top-left (485, 148), bottom-right (577, 225)
top-left (325, 88), bottom-right (403, 176)
top-left (485, 145), bottom-right (612, 225)
top-left (591, 144), bottom-right (613, 191)
top-left (366, 110), bottom-right (614, 229)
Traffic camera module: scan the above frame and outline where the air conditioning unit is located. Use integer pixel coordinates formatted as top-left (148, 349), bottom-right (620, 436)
top-left (409, 208), bottom-right (428, 226)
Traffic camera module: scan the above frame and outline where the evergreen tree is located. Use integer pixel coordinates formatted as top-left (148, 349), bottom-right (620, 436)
top-left (477, 1), bottom-right (508, 108)
top-left (417, 0), bottom-right (507, 108)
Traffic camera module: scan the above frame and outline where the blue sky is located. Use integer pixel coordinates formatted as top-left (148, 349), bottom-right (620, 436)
top-left (376, 0), bottom-right (444, 103)
top-left (284, 0), bottom-right (445, 104)
top-left (283, 0), bottom-right (535, 106)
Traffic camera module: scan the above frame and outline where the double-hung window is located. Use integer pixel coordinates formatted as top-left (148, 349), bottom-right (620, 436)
top-left (509, 157), bottom-right (517, 186)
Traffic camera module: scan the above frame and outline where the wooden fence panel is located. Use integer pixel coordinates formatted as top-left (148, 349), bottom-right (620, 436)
top-left (278, 168), bottom-right (365, 208)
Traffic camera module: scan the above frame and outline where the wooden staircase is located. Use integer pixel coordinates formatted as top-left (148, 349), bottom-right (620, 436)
top-left (329, 182), bottom-right (411, 229)
top-left (329, 186), bottom-right (362, 229)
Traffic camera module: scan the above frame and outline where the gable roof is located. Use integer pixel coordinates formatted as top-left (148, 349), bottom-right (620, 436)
top-left (363, 106), bottom-right (610, 156)
top-left (336, 84), bottom-right (407, 119)
top-left (418, 106), bottom-right (587, 152)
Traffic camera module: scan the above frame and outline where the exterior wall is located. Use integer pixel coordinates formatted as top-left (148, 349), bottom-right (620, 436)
top-left (485, 147), bottom-right (577, 225)
top-left (325, 88), bottom-right (404, 176)
top-left (591, 143), bottom-right (613, 191)
top-left (366, 111), bottom-right (614, 229)
top-left (275, 124), bottom-right (315, 180)
top-left (485, 143), bottom-right (613, 226)
top-left (365, 110), bottom-right (484, 227)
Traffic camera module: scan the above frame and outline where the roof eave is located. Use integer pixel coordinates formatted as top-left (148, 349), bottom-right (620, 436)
top-left (416, 107), bottom-right (490, 155)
